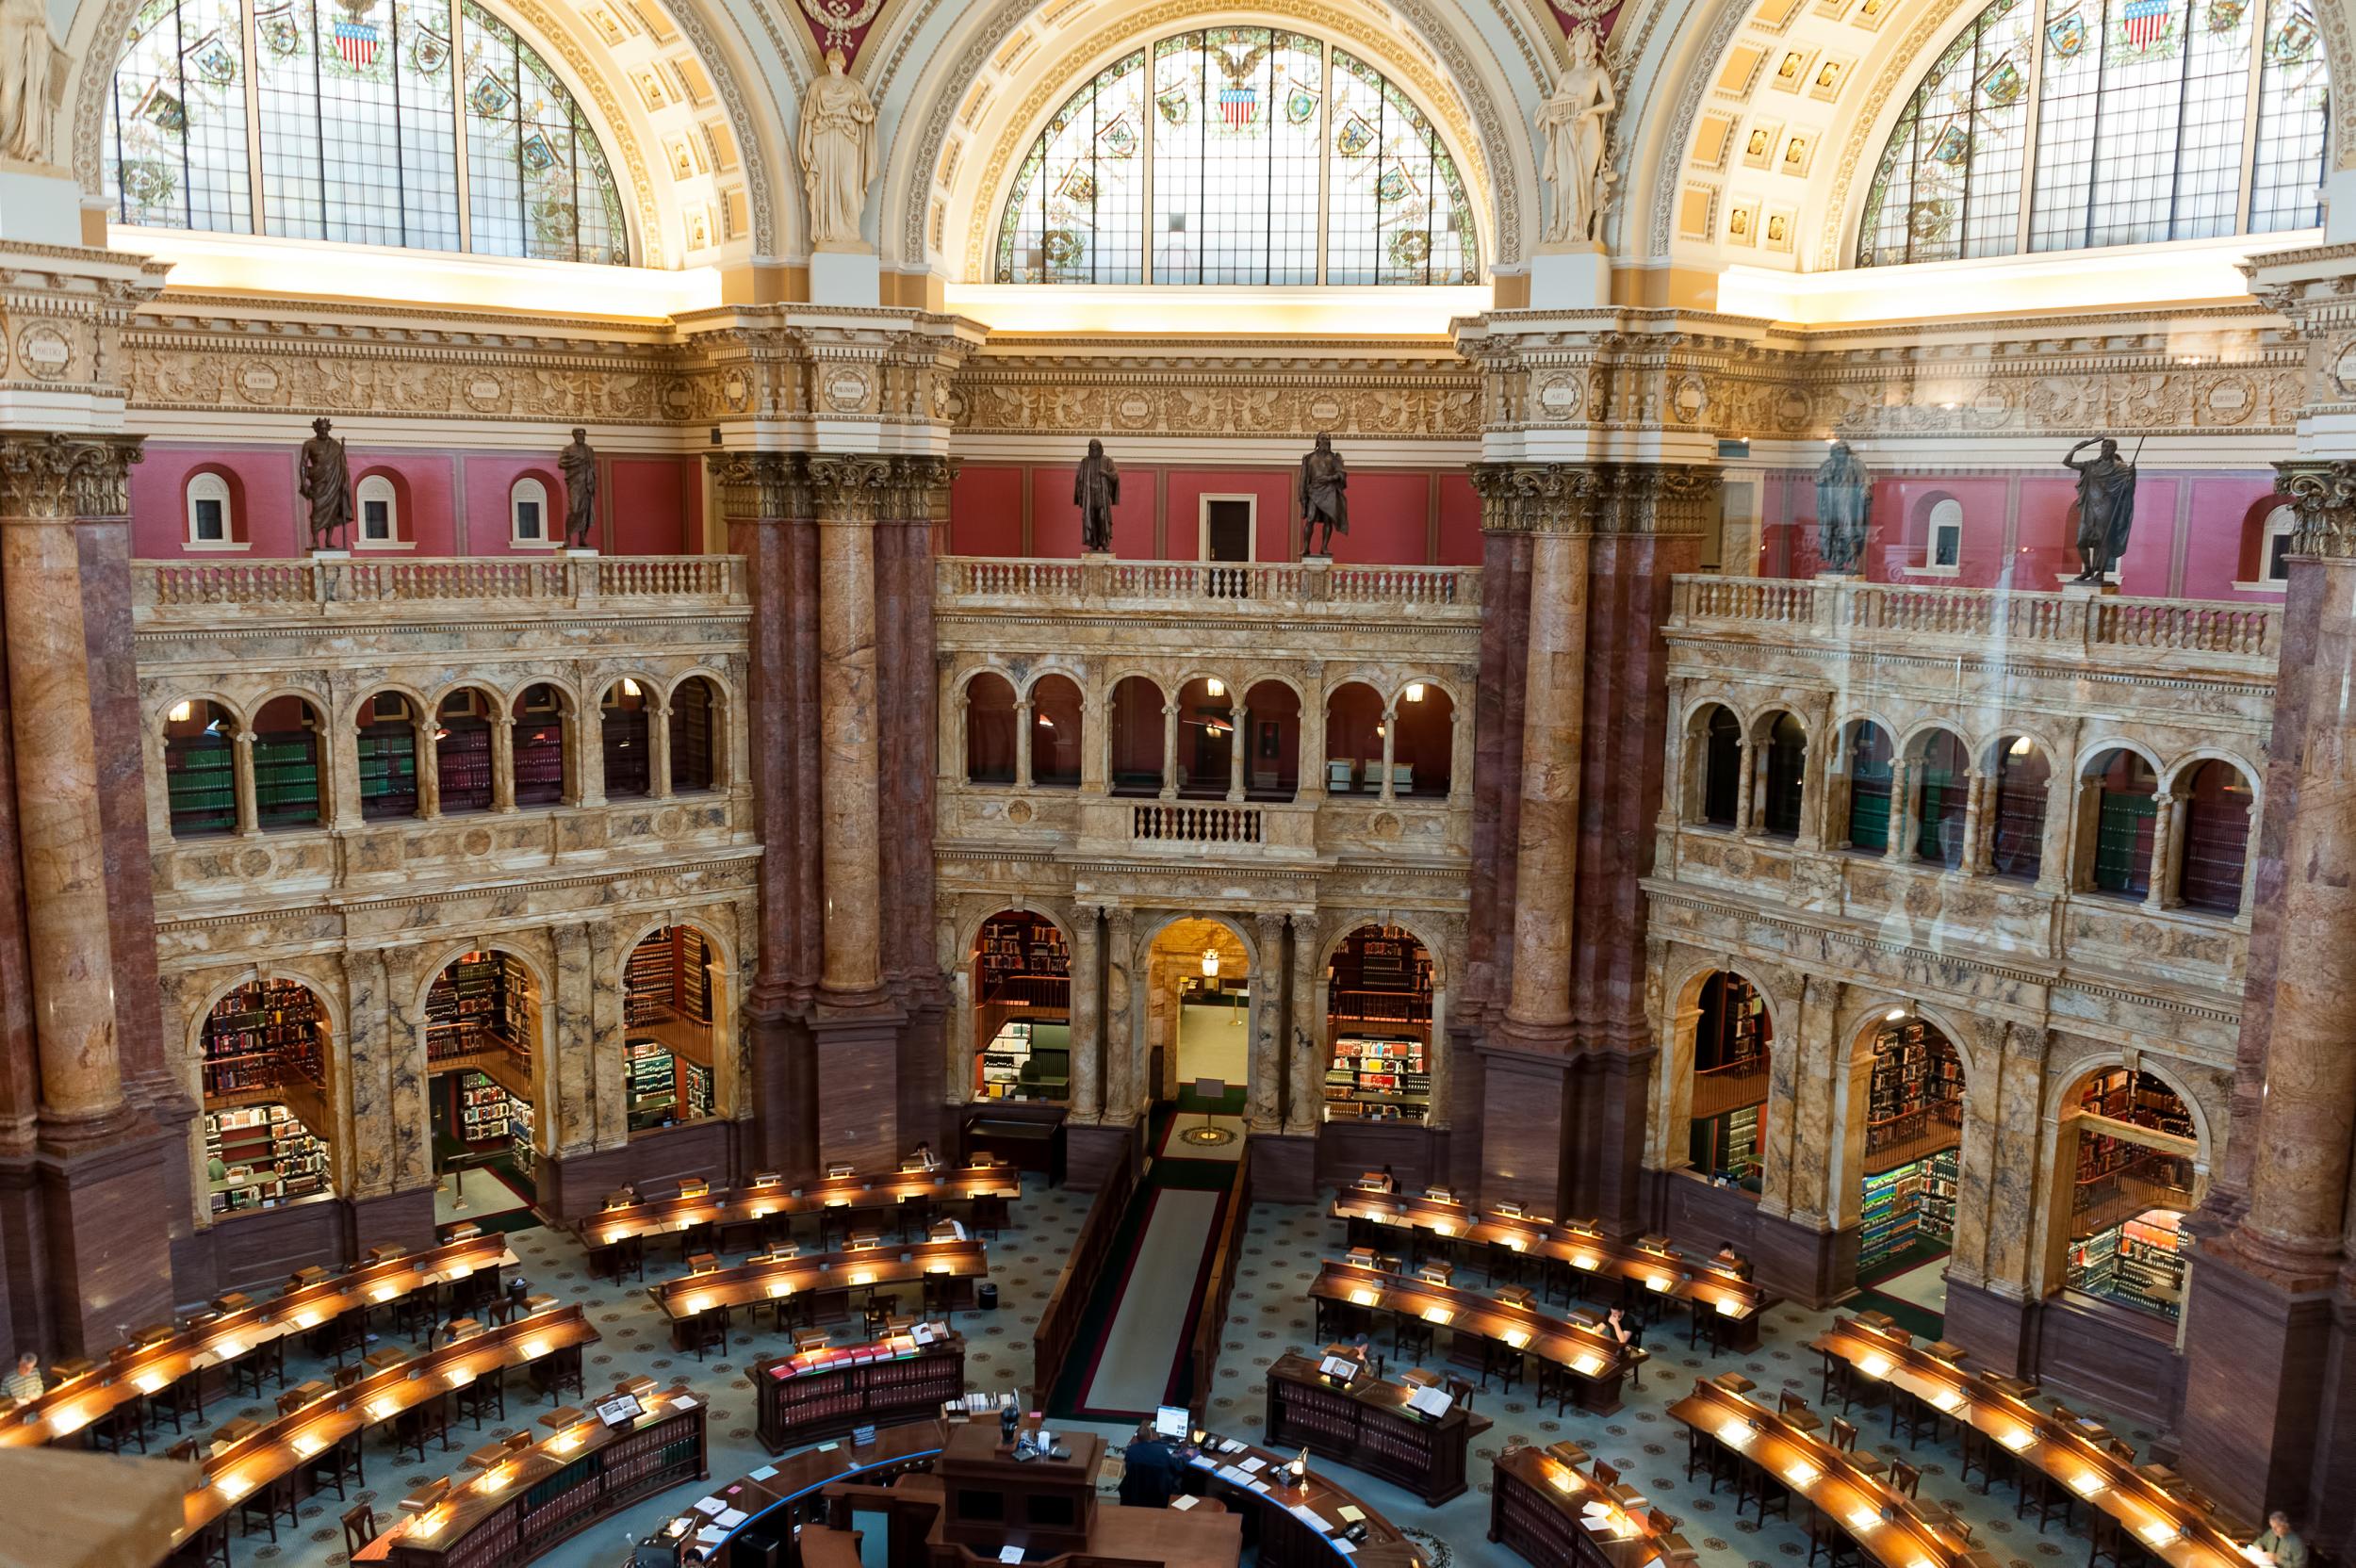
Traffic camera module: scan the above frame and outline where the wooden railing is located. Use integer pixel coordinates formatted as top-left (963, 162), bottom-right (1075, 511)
top-left (135, 554), bottom-right (747, 619)
top-left (1178, 1144), bottom-right (1253, 1411)
top-left (938, 556), bottom-right (1481, 611)
top-left (1669, 575), bottom-right (2279, 665)
top-left (1030, 1125), bottom-right (1140, 1408)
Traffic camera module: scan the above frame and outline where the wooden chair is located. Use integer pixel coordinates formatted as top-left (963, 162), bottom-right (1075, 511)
top-left (1684, 1424), bottom-right (1733, 1493)
top-left (1593, 1461), bottom-right (1620, 1488)
top-left (684, 1307), bottom-right (730, 1363)
top-left (2086, 1509), bottom-right (2131, 1568)
top-left (1777, 1391), bottom-right (1824, 1434)
top-left (89, 1399), bottom-right (147, 1455)
top-left (454, 1369), bottom-right (505, 1428)
top-left (1890, 1384), bottom-right (1944, 1448)
top-left (1478, 1337), bottom-right (1522, 1394)
top-left (531, 1345), bottom-right (584, 1406)
top-left (188, 1518), bottom-right (232, 1568)
top-left (971, 1195), bottom-right (1009, 1241)
top-left (1443, 1375), bottom-right (1476, 1413)
top-left (342, 1504), bottom-right (379, 1559)
top-left (237, 1473), bottom-right (298, 1543)
top-left (2015, 1462), bottom-right (2075, 1531)
top-left (1830, 1416), bottom-right (1859, 1453)
top-left (1736, 1454), bottom-right (1790, 1524)
top-left (1687, 1298), bottom-right (1734, 1357)
top-left (1958, 1422), bottom-right (2010, 1494)
top-left (1391, 1315), bottom-right (1435, 1365)
top-left (1807, 1504), bottom-right (1862, 1568)
top-left (395, 1393), bottom-right (451, 1462)
top-left (310, 1428), bottom-right (365, 1500)
top-left (1886, 1460), bottom-right (1921, 1499)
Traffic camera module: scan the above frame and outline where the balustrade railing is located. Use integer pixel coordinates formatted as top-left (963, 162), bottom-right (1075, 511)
top-left (135, 555), bottom-right (746, 619)
top-left (1132, 803), bottom-right (1264, 844)
top-left (937, 556), bottom-right (1481, 611)
top-left (1669, 575), bottom-right (2279, 665)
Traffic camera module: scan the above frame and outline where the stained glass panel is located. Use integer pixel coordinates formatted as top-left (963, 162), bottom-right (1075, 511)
top-left (1860, 0), bottom-right (2330, 265)
top-left (104, 0), bottom-right (626, 262)
top-left (995, 50), bottom-right (1146, 283)
top-left (106, 0), bottom-right (254, 232)
top-left (997, 28), bottom-right (1476, 286)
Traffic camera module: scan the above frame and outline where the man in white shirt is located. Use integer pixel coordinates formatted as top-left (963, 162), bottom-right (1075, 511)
top-left (3, 1351), bottom-right (42, 1401)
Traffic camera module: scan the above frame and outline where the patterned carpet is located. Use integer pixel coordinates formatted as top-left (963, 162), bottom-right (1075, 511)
top-left (189, 1178), bottom-right (2157, 1568)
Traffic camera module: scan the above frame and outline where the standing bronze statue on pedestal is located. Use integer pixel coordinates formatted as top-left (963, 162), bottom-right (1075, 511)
top-left (1074, 438), bottom-right (1119, 553)
top-left (2063, 435), bottom-right (2140, 582)
top-left (298, 416), bottom-right (352, 552)
top-left (1813, 440), bottom-right (1873, 574)
top-left (1298, 433), bottom-right (1349, 557)
top-left (560, 427), bottom-right (598, 549)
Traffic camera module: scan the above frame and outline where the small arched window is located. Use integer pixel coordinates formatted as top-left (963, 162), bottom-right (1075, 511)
top-left (1922, 498), bottom-right (1963, 576)
top-left (186, 473), bottom-right (239, 549)
top-left (511, 478), bottom-right (550, 546)
top-left (2263, 504), bottom-right (2296, 584)
top-left (356, 475), bottom-right (401, 547)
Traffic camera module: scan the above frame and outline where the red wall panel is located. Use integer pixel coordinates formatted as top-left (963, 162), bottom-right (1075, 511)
top-left (132, 445), bottom-right (300, 558)
top-left (1329, 471), bottom-right (1430, 564)
top-left (1435, 472), bottom-right (1482, 564)
top-left (949, 466), bottom-right (1025, 556)
top-left (610, 458), bottom-right (695, 554)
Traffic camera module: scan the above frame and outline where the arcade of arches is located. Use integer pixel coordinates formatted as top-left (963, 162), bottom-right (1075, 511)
top-left (9, 0), bottom-right (2356, 1550)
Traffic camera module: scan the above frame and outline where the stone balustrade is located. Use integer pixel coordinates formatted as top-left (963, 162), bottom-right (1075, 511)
top-left (937, 555), bottom-right (1481, 614)
top-left (134, 554), bottom-right (747, 621)
top-left (1671, 575), bottom-right (2279, 670)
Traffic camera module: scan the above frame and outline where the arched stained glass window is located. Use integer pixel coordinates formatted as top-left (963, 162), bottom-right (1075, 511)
top-left (1858, 0), bottom-right (2331, 266)
top-left (106, 0), bottom-right (629, 264)
top-left (995, 26), bottom-right (1477, 286)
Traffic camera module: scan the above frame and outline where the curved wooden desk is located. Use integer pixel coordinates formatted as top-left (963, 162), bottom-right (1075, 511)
top-left (1309, 1260), bottom-right (1633, 1412)
top-left (0, 1235), bottom-right (515, 1448)
top-left (1263, 1351), bottom-right (1492, 1505)
top-left (648, 1239), bottom-right (988, 1347)
top-left (1491, 1442), bottom-right (1693, 1568)
top-left (581, 1165), bottom-right (1020, 1254)
top-left (170, 1305), bottom-right (597, 1554)
top-left (1179, 1428), bottom-right (1426, 1568)
top-left (1331, 1192), bottom-right (1765, 1345)
top-left (643, 1419), bottom-right (955, 1566)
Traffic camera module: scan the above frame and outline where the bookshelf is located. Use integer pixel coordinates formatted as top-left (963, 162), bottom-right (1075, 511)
top-left (204, 1102), bottom-right (330, 1215)
top-left (1690, 1102), bottom-right (1762, 1182)
top-left (425, 953), bottom-right (517, 1064)
top-left (974, 914), bottom-right (1071, 1004)
top-left (751, 1331), bottom-right (965, 1453)
top-left (357, 715), bottom-right (419, 821)
top-left (1323, 1036), bottom-right (1429, 1122)
top-left (1863, 1020), bottom-right (1964, 1161)
top-left (1858, 1146), bottom-right (1958, 1273)
top-left (165, 731), bottom-right (237, 838)
top-left (513, 686), bottom-right (565, 807)
top-left (1327, 926), bottom-right (1433, 1036)
top-left (602, 696), bottom-right (651, 797)
top-left (201, 979), bottom-right (326, 1102)
top-left (2068, 1207), bottom-right (2186, 1320)
top-left (670, 681), bottom-right (715, 791)
top-left (251, 721), bottom-right (321, 829)
top-left (978, 1020), bottom-right (1071, 1101)
top-left (436, 718), bottom-right (494, 812)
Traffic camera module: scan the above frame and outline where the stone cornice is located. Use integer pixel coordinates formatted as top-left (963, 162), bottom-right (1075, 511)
top-left (153, 849), bottom-right (762, 932)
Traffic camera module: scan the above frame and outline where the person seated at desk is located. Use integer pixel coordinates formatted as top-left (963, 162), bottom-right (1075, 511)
top-left (935, 1216), bottom-right (969, 1240)
top-left (1713, 1242), bottom-right (1753, 1281)
top-left (3, 1351), bottom-right (41, 1401)
top-left (911, 1141), bottom-right (943, 1172)
top-left (1119, 1426), bottom-right (1188, 1508)
top-left (2250, 1511), bottom-right (2309, 1568)
top-left (1604, 1306), bottom-right (1642, 1350)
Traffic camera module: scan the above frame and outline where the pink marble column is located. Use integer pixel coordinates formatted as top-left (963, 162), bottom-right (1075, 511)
top-left (0, 435), bottom-right (140, 1130)
top-left (1503, 525), bottom-right (1590, 1035)
top-left (811, 456), bottom-right (890, 1002)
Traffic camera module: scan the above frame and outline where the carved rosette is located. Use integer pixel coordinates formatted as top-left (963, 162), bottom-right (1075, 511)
top-left (2278, 459), bottom-right (2356, 560)
top-left (0, 433), bottom-right (143, 520)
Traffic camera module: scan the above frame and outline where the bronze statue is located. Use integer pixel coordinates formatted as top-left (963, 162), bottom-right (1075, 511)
top-left (1073, 437), bottom-right (1119, 553)
top-left (560, 427), bottom-right (598, 549)
top-left (1297, 433), bottom-right (1349, 556)
top-left (297, 416), bottom-right (352, 552)
top-left (1813, 440), bottom-right (1872, 573)
top-left (2064, 436), bottom-right (2139, 582)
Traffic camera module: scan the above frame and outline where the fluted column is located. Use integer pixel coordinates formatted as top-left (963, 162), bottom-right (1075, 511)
top-left (0, 433), bottom-right (141, 1129)
top-left (1250, 909), bottom-right (1287, 1129)
top-left (1492, 480), bottom-right (1592, 1037)
top-left (1014, 698), bottom-right (1034, 788)
top-left (813, 456), bottom-right (888, 999)
top-left (1070, 906), bottom-right (1103, 1122)
top-left (231, 731), bottom-right (258, 835)
top-left (1159, 701), bottom-right (1180, 799)
top-left (1285, 911), bottom-right (1321, 1135)
top-left (1103, 908), bottom-right (1137, 1125)
top-left (490, 715), bottom-right (516, 811)
top-left (648, 697), bottom-right (674, 801)
top-left (2142, 790), bottom-right (2180, 911)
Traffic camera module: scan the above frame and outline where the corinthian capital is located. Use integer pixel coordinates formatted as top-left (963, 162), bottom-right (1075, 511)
top-left (705, 451), bottom-right (810, 523)
top-left (2279, 459), bottom-right (2356, 560)
top-left (0, 433), bottom-right (143, 521)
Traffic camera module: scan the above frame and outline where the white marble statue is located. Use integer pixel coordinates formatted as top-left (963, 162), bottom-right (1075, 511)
top-left (0, 0), bottom-right (67, 165)
top-left (1536, 26), bottom-right (1617, 245)
top-left (798, 45), bottom-right (878, 251)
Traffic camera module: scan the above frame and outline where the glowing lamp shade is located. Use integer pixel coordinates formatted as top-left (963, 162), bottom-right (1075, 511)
top-left (521, 1337), bottom-right (548, 1360)
top-left (550, 1429), bottom-right (583, 1455)
top-left (1549, 1467), bottom-right (1581, 1494)
top-left (1784, 1462), bottom-right (1818, 1487)
top-left (1502, 1328), bottom-right (1530, 1348)
top-left (686, 1295), bottom-right (714, 1315)
top-left (1421, 1306), bottom-right (1453, 1324)
top-left (1574, 1353), bottom-right (1603, 1377)
top-left (1715, 1297), bottom-right (1742, 1316)
top-left (1350, 1288), bottom-right (1379, 1307)
top-left (135, 1371), bottom-right (168, 1395)
top-left (2001, 1428), bottom-right (2035, 1452)
top-left (1717, 1418), bottom-right (1752, 1447)
top-left (2070, 1473), bottom-right (2104, 1496)
top-left (1847, 1508), bottom-right (1879, 1531)
top-left (1857, 1353), bottom-right (1893, 1379)
top-left (2140, 1524), bottom-right (2178, 1547)
top-left (48, 1405), bottom-right (90, 1435)
top-left (1201, 949), bottom-right (1219, 978)
top-left (412, 1507), bottom-right (449, 1539)
top-left (1645, 1275), bottom-right (1672, 1293)
top-left (1573, 1253), bottom-right (1600, 1271)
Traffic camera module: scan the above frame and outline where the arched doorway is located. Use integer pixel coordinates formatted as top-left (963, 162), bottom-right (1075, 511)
top-left (423, 950), bottom-right (542, 1219)
top-left (622, 926), bottom-right (725, 1130)
top-left (1850, 1009), bottom-right (1966, 1313)
top-left (1689, 972), bottom-right (1771, 1187)
top-left (1106, 677), bottom-right (1166, 796)
top-left (163, 699), bottom-right (237, 838)
top-left (1324, 925), bottom-right (1432, 1125)
top-left (1144, 918), bottom-right (1250, 1112)
top-left (2054, 1067), bottom-right (2200, 1321)
top-left (972, 911), bottom-right (1072, 1102)
top-left (197, 977), bottom-right (334, 1217)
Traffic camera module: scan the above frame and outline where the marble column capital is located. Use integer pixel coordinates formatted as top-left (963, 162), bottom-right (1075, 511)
top-left (1470, 460), bottom-right (1719, 537)
top-left (2278, 459), bottom-right (2356, 559)
top-left (0, 433), bottom-right (143, 521)
top-left (706, 451), bottom-right (812, 522)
